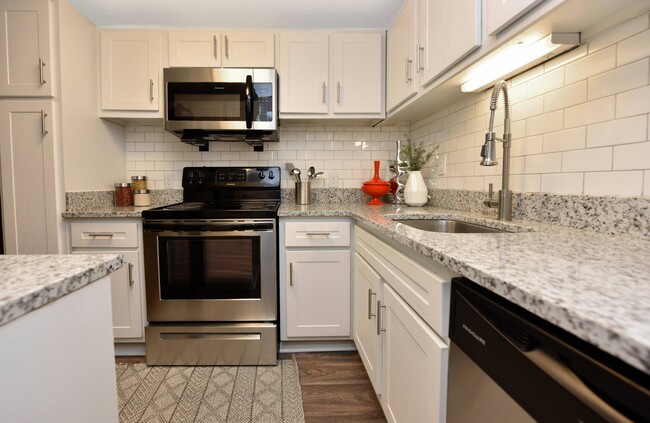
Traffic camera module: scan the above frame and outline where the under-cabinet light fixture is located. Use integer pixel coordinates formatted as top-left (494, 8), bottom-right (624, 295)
top-left (460, 33), bottom-right (580, 93)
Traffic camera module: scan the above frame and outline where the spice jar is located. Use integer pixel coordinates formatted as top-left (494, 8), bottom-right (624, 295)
top-left (114, 183), bottom-right (133, 207)
top-left (131, 175), bottom-right (148, 191)
top-left (133, 189), bottom-right (152, 207)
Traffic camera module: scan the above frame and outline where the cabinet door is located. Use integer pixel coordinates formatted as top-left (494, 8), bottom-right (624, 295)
top-left (487, 0), bottom-right (544, 36)
top-left (169, 31), bottom-right (221, 67)
top-left (100, 31), bottom-right (159, 111)
top-left (222, 32), bottom-right (274, 68)
top-left (380, 284), bottom-right (449, 423)
top-left (0, 0), bottom-right (52, 97)
top-left (0, 100), bottom-right (58, 253)
top-left (353, 253), bottom-right (383, 394)
top-left (386, 0), bottom-right (417, 112)
top-left (279, 32), bottom-right (329, 114)
top-left (419, 0), bottom-right (481, 87)
top-left (332, 33), bottom-right (382, 114)
top-left (285, 249), bottom-right (351, 338)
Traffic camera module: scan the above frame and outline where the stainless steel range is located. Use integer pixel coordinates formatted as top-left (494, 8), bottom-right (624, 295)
top-left (142, 166), bottom-right (281, 366)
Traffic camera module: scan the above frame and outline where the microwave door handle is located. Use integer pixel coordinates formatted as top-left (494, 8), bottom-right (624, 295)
top-left (245, 74), bottom-right (253, 129)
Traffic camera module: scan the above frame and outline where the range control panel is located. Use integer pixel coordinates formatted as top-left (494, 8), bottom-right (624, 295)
top-left (183, 167), bottom-right (280, 188)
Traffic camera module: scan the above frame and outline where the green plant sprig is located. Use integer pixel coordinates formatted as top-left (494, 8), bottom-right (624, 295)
top-left (400, 135), bottom-right (439, 171)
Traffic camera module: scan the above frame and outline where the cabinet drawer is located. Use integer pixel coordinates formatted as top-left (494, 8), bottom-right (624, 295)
top-left (355, 226), bottom-right (457, 337)
top-left (285, 220), bottom-right (350, 247)
top-left (70, 221), bottom-right (139, 248)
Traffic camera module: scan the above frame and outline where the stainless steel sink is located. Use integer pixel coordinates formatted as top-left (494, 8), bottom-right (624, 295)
top-left (393, 219), bottom-right (510, 233)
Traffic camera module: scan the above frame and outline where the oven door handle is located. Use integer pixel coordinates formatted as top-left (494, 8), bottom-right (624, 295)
top-left (144, 222), bottom-right (274, 232)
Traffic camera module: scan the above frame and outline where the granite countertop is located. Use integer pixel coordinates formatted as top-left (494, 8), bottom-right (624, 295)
top-left (62, 206), bottom-right (153, 218)
top-left (0, 254), bottom-right (123, 327)
top-left (279, 203), bottom-right (650, 375)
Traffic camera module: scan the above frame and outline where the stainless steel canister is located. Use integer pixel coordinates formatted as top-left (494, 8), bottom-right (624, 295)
top-left (295, 181), bottom-right (311, 205)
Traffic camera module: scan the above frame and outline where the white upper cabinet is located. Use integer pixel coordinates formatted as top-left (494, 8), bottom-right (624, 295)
top-left (332, 33), bottom-right (382, 114)
top-left (386, 0), bottom-right (417, 112)
top-left (222, 32), bottom-right (275, 68)
top-left (279, 32), bottom-right (329, 114)
top-left (418, 0), bottom-right (481, 87)
top-left (168, 31), bottom-right (221, 67)
top-left (487, 0), bottom-right (545, 35)
top-left (0, 0), bottom-right (52, 97)
top-left (280, 31), bottom-right (385, 119)
top-left (100, 31), bottom-right (159, 111)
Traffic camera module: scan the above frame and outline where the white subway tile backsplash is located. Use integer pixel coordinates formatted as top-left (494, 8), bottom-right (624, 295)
top-left (564, 96), bottom-right (616, 128)
top-left (144, 132), bottom-right (164, 142)
top-left (588, 13), bottom-right (649, 53)
top-left (513, 96), bottom-right (544, 120)
top-left (586, 115), bottom-right (647, 148)
top-left (562, 147), bottom-right (612, 172)
top-left (543, 127), bottom-right (586, 152)
top-left (584, 171), bottom-right (643, 196)
top-left (618, 29), bottom-right (650, 66)
top-left (613, 142), bottom-right (650, 170)
top-left (527, 68), bottom-right (564, 97)
top-left (527, 110), bottom-right (564, 136)
top-left (525, 152), bottom-right (562, 174)
top-left (125, 132), bottom-right (144, 142)
top-left (644, 171), bottom-right (650, 196)
top-left (588, 59), bottom-right (649, 100)
top-left (541, 173), bottom-right (584, 194)
top-left (543, 81), bottom-right (587, 112)
top-left (565, 45), bottom-right (616, 84)
top-left (616, 85), bottom-right (650, 118)
top-left (509, 174), bottom-right (541, 193)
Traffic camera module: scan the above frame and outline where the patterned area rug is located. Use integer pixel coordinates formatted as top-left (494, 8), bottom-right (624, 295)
top-left (115, 359), bottom-right (305, 423)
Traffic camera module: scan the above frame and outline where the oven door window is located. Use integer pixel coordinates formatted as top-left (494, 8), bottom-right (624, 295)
top-left (158, 236), bottom-right (261, 299)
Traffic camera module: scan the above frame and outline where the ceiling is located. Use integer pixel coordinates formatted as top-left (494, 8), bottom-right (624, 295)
top-left (68, 0), bottom-right (406, 29)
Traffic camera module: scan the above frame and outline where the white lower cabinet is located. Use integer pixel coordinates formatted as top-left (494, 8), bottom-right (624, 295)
top-left (354, 225), bottom-right (457, 423)
top-left (280, 218), bottom-right (352, 340)
top-left (69, 220), bottom-right (145, 340)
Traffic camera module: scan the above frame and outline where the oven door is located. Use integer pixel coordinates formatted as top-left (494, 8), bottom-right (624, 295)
top-left (143, 219), bottom-right (277, 322)
top-left (164, 68), bottom-right (276, 133)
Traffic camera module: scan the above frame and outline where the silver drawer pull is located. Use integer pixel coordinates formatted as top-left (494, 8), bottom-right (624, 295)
top-left (213, 35), bottom-right (218, 58)
top-left (149, 79), bottom-right (154, 102)
top-left (289, 262), bottom-right (293, 286)
top-left (128, 263), bottom-right (134, 287)
top-left (377, 300), bottom-right (386, 335)
top-left (40, 110), bottom-right (48, 135)
top-left (306, 232), bottom-right (331, 237)
top-left (39, 58), bottom-right (46, 84)
top-left (87, 232), bottom-right (114, 238)
top-left (322, 82), bottom-right (326, 103)
top-left (368, 289), bottom-right (377, 320)
top-left (225, 35), bottom-right (229, 58)
top-left (160, 333), bottom-right (261, 341)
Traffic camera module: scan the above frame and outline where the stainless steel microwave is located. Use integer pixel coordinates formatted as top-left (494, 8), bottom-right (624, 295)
top-left (163, 68), bottom-right (278, 144)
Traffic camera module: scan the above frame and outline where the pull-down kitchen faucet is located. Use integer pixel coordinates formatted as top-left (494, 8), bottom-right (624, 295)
top-left (480, 80), bottom-right (513, 221)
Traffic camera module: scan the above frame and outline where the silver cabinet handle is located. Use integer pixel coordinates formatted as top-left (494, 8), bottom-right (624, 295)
top-left (368, 289), bottom-right (377, 320)
top-left (376, 300), bottom-right (386, 335)
top-left (128, 263), bottom-right (134, 287)
top-left (225, 35), bottom-right (229, 58)
top-left (337, 82), bottom-right (341, 103)
top-left (322, 82), bottom-right (326, 103)
top-left (418, 45), bottom-right (425, 72)
top-left (88, 232), bottom-right (114, 238)
top-left (306, 232), bottom-right (330, 237)
top-left (149, 79), bottom-right (154, 102)
top-left (39, 58), bottom-right (46, 84)
top-left (213, 35), bottom-right (218, 58)
top-left (405, 58), bottom-right (413, 83)
top-left (40, 110), bottom-right (48, 135)
top-left (289, 262), bottom-right (293, 286)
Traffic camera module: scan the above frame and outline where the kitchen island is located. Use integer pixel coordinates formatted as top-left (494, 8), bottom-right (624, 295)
top-left (0, 254), bottom-right (123, 423)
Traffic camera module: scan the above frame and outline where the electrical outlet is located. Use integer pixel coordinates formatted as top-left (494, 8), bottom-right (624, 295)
top-left (438, 156), bottom-right (447, 176)
top-left (164, 173), bottom-right (174, 189)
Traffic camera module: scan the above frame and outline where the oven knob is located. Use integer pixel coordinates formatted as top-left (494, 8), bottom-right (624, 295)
top-left (258, 171), bottom-right (266, 180)
top-left (268, 170), bottom-right (275, 179)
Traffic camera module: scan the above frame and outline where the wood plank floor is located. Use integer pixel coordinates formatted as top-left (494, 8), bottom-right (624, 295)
top-left (115, 351), bottom-right (386, 422)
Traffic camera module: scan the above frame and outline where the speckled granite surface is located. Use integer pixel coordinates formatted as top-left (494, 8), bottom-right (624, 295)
top-left (279, 203), bottom-right (650, 375)
top-left (0, 254), bottom-right (123, 327)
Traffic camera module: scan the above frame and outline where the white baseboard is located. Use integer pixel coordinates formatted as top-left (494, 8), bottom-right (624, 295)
top-left (280, 340), bottom-right (357, 353)
top-left (114, 343), bottom-right (146, 356)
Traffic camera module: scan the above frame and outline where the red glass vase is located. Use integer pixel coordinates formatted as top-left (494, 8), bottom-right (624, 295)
top-left (362, 160), bottom-right (390, 205)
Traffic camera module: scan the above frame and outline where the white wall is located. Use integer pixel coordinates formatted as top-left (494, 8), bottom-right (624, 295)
top-left (410, 11), bottom-right (650, 198)
top-left (58, 0), bottom-right (125, 191)
top-left (123, 125), bottom-right (409, 190)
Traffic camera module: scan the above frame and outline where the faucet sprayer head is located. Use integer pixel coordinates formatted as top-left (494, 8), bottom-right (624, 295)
top-left (480, 133), bottom-right (498, 166)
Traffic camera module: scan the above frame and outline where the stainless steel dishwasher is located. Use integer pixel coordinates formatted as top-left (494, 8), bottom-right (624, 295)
top-left (448, 277), bottom-right (650, 423)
